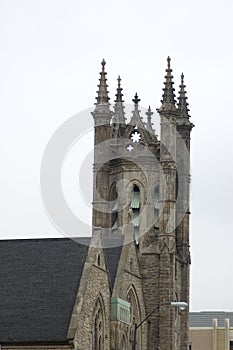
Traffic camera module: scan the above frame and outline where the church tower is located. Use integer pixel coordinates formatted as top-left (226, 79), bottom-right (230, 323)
top-left (91, 58), bottom-right (193, 350)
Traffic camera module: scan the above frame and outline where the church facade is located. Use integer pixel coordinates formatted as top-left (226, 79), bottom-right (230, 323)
top-left (0, 58), bottom-right (193, 350)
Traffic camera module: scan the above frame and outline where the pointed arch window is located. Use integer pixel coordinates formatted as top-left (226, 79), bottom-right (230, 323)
top-left (111, 183), bottom-right (118, 233)
top-left (154, 186), bottom-right (159, 228)
top-left (131, 185), bottom-right (140, 244)
top-left (93, 298), bottom-right (105, 350)
top-left (127, 287), bottom-right (141, 348)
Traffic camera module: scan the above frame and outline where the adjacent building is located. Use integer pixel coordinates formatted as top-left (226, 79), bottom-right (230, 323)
top-left (189, 311), bottom-right (233, 350)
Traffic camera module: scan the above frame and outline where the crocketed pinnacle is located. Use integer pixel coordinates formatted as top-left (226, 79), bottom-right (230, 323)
top-left (177, 73), bottom-right (190, 118)
top-left (95, 59), bottom-right (110, 105)
top-left (115, 76), bottom-right (124, 103)
top-left (159, 56), bottom-right (177, 112)
top-left (112, 76), bottom-right (126, 124)
top-left (146, 106), bottom-right (155, 134)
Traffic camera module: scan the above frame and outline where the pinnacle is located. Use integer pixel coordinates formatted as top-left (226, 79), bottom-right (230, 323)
top-left (95, 59), bottom-right (110, 105)
top-left (146, 106), bottom-right (155, 134)
top-left (112, 76), bottom-right (126, 125)
top-left (177, 73), bottom-right (190, 118)
top-left (114, 76), bottom-right (124, 103)
top-left (159, 56), bottom-right (177, 112)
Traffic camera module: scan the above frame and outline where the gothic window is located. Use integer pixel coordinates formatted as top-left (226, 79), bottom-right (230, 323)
top-left (127, 287), bottom-right (141, 348)
top-left (93, 297), bottom-right (105, 350)
top-left (154, 186), bottom-right (159, 228)
top-left (111, 183), bottom-right (118, 233)
top-left (131, 185), bottom-right (140, 244)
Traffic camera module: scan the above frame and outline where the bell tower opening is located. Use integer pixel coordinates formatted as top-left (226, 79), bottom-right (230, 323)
top-left (131, 184), bottom-right (140, 245)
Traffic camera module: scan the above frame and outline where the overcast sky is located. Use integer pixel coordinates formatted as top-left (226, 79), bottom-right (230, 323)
top-left (0, 0), bottom-right (233, 312)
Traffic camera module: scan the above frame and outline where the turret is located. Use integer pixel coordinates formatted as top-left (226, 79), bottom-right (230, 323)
top-left (92, 60), bottom-right (112, 232)
top-left (92, 59), bottom-right (112, 145)
top-left (176, 73), bottom-right (194, 349)
top-left (157, 57), bottom-right (178, 350)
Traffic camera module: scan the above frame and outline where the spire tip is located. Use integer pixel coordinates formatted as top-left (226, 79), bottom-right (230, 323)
top-left (167, 56), bottom-right (171, 68)
top-left (101, 59), bottom-right (106, 70)
top-left (181, 72), bottom-right (184, 84)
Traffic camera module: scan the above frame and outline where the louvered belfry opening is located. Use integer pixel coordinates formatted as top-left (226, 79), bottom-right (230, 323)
top-left (131, 185), bottom-right (140, 244)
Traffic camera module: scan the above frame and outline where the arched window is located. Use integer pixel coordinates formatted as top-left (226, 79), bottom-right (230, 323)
top-left (127, 287), bottom-right (141, 348)
top-left (93, 297), bottom-right (105, 350)
top-left (111, 182), bottom-right (118, 233)
top-left (131, 185), bottom-right (140, 244)
top-left (154, 186), bottom-right (159, 228)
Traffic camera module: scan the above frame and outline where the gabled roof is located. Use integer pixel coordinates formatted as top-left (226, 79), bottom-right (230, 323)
top-left (0, 237), bottom-right (90, 343)
top-left (189, 311), bottom-right (233, 327)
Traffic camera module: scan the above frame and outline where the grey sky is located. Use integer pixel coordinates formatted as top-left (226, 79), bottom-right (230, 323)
top-left (0, 0), bottom-right (233, 312)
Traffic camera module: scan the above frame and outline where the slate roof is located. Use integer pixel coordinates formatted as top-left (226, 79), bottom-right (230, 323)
top-left (0, 236), bottom-right (124, 344)
top-left (0, 237), bottom-right (90, 344)
top-left (189, 311), bottom-right (233, 327)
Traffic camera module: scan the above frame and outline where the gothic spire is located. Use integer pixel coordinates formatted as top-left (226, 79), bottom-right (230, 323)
top-left (112, 76), bottom-right (126, 125)
top-left (95, 59), bottom-right (110, 105)
top-left (177, 73), bottom-right (190, 118)
top-left (146, 106), bottom-right (155, 134)
top-left (129, 93), bottom-right (144, 128)
top-left (158, 56), bottom-right (177, 113)
top-left (92, 60), bottom-right (112, 130)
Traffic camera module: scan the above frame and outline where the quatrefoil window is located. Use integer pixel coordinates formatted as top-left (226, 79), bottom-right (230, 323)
top-left (130, 131), bottom-right (141, 143)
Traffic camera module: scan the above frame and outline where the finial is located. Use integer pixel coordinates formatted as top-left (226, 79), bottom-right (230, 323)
top-left (167, 56), bottom-right (171, 69)
top-left (146, 105), bottom-right (153, 118)
top-left (181, 72), bottom-right (184, 85)
top-left (132, 93), bottom-right (141, 105)
top-left (129, 93), bottom-right (144, 128)
top-left (101, 59), bottom-right (106, 70)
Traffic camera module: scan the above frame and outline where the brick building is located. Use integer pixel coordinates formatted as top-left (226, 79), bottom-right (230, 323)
top-left (189, 311), bottom-right (233, 350)
top-left (0, 58), bottom-right (193, 350)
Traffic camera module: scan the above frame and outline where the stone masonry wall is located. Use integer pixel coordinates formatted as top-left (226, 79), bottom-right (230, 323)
top-left (68, 240), bottom-right (111, 350)
top-left (111, 238), bottom-right (148, 350)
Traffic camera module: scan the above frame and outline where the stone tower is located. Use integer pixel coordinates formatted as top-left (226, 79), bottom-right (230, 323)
top-left (92, 58), bottom-right (194, 350)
